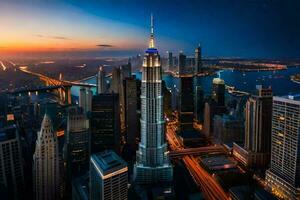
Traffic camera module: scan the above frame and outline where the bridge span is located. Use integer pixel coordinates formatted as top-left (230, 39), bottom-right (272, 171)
top-left (169, 145), bottom-right (226, 158)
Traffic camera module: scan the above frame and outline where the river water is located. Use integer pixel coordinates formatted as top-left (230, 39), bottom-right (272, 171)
top-left (72, 67), bottom-right (300, 97)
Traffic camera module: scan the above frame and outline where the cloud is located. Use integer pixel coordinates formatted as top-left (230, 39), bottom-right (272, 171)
top-left (34, 34), bottom-right (71, 40)
top-left (96, 44), bottom-right (114, 48)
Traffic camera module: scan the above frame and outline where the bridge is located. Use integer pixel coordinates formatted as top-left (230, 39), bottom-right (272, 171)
top-left (166, 121), bottom-right (230, 200)
top-left (11, 85), bottom-right (72, 105)
top-left (18, 66), bottom-right (97, 104)
top-left (19, 66), bottom-right (96, 87)
top-left (169, 145), bottom-right (226, 158)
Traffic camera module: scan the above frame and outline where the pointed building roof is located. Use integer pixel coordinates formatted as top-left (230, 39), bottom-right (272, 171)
top-left (38, 114), bottom-right (55, 140)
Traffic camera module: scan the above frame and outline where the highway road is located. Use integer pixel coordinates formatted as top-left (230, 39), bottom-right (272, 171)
top-left (166, 120), bottom-right (230, 200)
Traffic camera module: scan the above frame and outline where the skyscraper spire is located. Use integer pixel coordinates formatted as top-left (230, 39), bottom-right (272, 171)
top-left (149, 14), bottom-right (155, 48)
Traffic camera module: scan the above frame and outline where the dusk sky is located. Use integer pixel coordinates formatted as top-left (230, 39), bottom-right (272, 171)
top-left (0, 0), bottom-right (299, 58)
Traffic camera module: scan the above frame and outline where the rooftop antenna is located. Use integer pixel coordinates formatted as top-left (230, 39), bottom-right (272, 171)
top-left (149, 13), bottom-right (155, 48)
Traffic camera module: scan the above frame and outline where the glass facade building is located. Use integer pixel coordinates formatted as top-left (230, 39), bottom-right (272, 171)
top-left (91, 94), bottom-right (120, 154)
top-left (266, 95), bottom-right (300, 199)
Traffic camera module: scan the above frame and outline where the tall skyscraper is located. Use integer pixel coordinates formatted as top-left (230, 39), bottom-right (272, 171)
top-left (66, 107), bottom-right (90, 176)
top-left (244, 87), bottom-right (272, 168)
top-left (79, 87), bottom-right (92, 114)
top-left (0, 125), bottom-right (24, 200)
top-left (266, 95), bottom-right (300, 199)
top-left (111, 67), bottom-right (121, 94)
top-left (90, 150), bottom-right (128, 200)
top-left (195, 85), bottom-right (204, 122)
top-left (194, 44), bottom-right (202, 75)
top-left (120, 61), bottom-right (132, 81)
top-left (134, 15), bottom-right (173, 184)
top-left (178, 51), bottom-right (186, 75)
top-left (178, 76), bottom-right (194, 134)
top-left (123, 77), bottom-right (138, 149)
top-left (167, 51), bottom-right (173, 71)
top-left (90, 93), bottom-right (120, 154)
top-left (120, 61), bottom-right (132, 132)
top-left (97, 66), bottom-right (106, 94)
top-left (33, 114), bottom-right (60, 200)
top-left (212, 78), bottom-right (225, 106)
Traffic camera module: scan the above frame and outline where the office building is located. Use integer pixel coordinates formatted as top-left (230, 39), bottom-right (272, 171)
top-left (90, 93), bottom-right (120, 154)
top-left (178, 51), bottom-right (186, 75)
top-left (123, 77), bottom-right (138, 149)
top-left (90, 150), bottom-right (128, 200)
top-left (79, 87), bottom-right (92, 114)
top-left (120, 61), bottom-right (132, 81)
top-left (244, 87), bottom-right (272, 168)
top-left (120, 61), bottom-right (132, 132)
top-left (213, 114), bottom-right (244, 144)
top-left (194, 44), bottom-right (202, 75)
top-left (97, 66), bottom-right (106, 94)
top-left (178, 76), bottom-right (194, 134)
top-left (194, 44), bottom-right (201, 71)
top-left (66, 107), bottom-right (90, 176)
top-left (195, 85), bottom-right (204, 122)
top-left (212, 78), bottom-right (225, 106)
top-left (167, 51), bottom-right (173, 71)
top-left (203, 79), bottom-right (227, 138)
top-left (203, 101), bottom-right (227, 138)
top-left (33, 114), bottom-right (60, 200)
top-left (0, 125), bottom-right (24, 200)
top-left (111, 67), bottom-right (121, 94)
top-left (134, 15), bottom-right (173, 184)
top-left (266, 95), bottom-right (300, 199)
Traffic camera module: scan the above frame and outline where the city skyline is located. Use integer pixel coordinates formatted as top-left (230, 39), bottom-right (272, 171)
top-left (1, 1), bottom-right (300, 200)
top-left (1, 0), bottom-right (300, 58)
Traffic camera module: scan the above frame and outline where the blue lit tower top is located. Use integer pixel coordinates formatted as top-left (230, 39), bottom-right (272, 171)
top-left (134, 15), bottom-right (173, 185)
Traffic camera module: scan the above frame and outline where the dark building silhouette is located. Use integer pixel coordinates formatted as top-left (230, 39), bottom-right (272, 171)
top-left (194, 85), bottom-right (204, 122)
top-left (213, 114), bottom-right (244, 144)
top-left (120, 61), bottom-right (132, 133)
top-left (90, 93), bottom-right (120, 154)
top-left (244, 86), bottom-right (273, 169)
top-left (212, 78), bottom-right (225, 106)
top-left (178, 76), bottom-right (194, 134)
top-left (163, 81), bottom-right (172, 118)
top-left (123, 77), bottom-right (138, 149)
top-left (194, 44), bottom-right (202, 74)
top-left (167, 51), bottom-right (173, 71)
top-left (203, 101), bottom-right (227, 138)
top-left (111, 67), bottom-right (121, 94)
top-left (178, 52), bottom-right (186, 75)
top-left (65, 107), bottom-right (90, 176)
top-left (97, 66), bottom-right (106, 94)
top-left (0, 125), bottom-right (24, 200)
